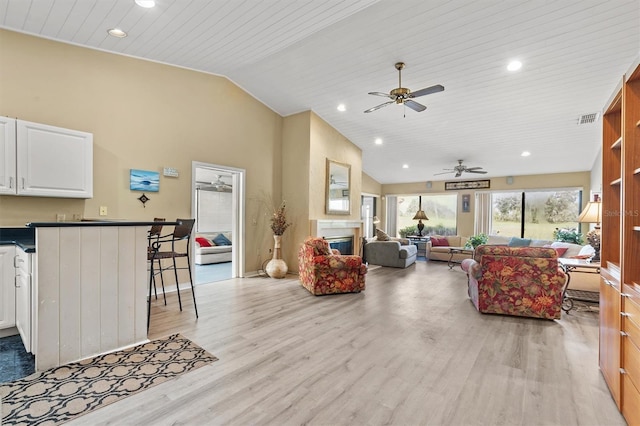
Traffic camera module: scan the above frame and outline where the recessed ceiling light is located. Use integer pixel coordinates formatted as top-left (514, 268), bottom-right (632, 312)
top-left (135, 0), bottom-right (156, 7)
top-left (507, 60), bottom-right (522, 71)
top-left (402, 164), bottom-right (409, 169)
top-left (107, 28), bottom-right (127, 38)
top-left (337, 104), bottom-right (346, 112)
top-left (375, 138), bottom-right (383, 145)
top-left (521, 151), bottom-right (531, 157)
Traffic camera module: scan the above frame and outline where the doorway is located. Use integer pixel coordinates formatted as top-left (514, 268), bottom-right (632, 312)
top-left (191, 162), bottom-right (245, 283)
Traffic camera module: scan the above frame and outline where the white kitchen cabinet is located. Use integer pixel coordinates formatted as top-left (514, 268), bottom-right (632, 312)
top-left (0, 245), bottom-right (16, 329)
top-left (0, 117), bottom-right (93, 198)
top-left (0, 116), bottom-right (17, 195)
top-left (15, 246), bottom-right (33, 353)
top-left (17, 119), bottom-right (93, 198)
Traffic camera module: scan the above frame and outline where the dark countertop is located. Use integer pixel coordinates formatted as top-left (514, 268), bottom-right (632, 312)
top-left (26, 220), bottom-right (180, 227)
top-left (0, 227), bottom-right (35, 253)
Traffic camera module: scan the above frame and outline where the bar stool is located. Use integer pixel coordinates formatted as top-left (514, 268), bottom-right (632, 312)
top-left (148, 218), bottom-right (166, 305)
top-left (148, 219), bottom-right (198, 329)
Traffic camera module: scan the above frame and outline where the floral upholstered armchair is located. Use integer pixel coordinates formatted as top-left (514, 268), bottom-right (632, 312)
top-left (298, 237), bottom-right (367, 295)
top-left (460, 245), bottom-right (567, 320)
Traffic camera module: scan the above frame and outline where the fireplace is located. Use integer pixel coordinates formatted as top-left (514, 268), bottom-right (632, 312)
top-left (324, 236), bottom-right (354, 255)
top-left (309, 220), bottom-right (363, 256)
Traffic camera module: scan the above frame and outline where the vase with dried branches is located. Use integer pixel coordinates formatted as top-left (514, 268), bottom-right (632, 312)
top-left (266, 201), bottom-right (292, 279)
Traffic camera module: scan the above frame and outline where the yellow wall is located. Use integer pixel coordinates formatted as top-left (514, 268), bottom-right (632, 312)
top-left (0, 29), bottom-right (282, 272)
top-left (381, 171), bottom-right (591, 238)
top-left (362, 172), bottom-right (382, 196)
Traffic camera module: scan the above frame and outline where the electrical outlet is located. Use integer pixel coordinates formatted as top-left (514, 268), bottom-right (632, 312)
top-left (99, 206), bottom-right (108, 216)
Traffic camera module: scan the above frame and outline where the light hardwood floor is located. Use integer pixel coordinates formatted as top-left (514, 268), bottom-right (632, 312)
top-left (71, 260), bottom-right (624, 425)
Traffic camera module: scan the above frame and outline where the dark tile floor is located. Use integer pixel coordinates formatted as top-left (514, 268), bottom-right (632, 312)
top-left (0, 334), bottom-right (34, 383)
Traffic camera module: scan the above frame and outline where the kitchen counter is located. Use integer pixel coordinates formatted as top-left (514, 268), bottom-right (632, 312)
top-left (27, 219), bottom-right (179, 227)
top-left (0, 227), bottom-right (35, 252)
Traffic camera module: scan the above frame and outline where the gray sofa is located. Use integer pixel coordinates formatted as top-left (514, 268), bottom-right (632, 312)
top-left (363, 238), bottom-right (417, 268)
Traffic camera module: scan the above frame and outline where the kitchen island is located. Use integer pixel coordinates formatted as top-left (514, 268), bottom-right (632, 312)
top-left (25, 220), bottom-right (176, 371)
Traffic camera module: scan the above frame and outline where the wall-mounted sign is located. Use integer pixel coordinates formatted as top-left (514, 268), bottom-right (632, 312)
top-left (445, 179), bottom-right (490, 191)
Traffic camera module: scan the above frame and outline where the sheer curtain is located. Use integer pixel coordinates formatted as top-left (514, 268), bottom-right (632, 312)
top-left (386, 196), bottom-right (397, 237)
top-left (474, 192), bottom-right (492, 235)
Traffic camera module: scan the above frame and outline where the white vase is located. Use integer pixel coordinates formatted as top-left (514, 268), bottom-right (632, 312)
top-left (266, 235), bottom-right (288, 278)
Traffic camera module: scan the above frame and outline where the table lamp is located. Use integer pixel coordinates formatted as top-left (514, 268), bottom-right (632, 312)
top-left (412, 196), bottom-right (429, 236)
top-left (578, 195), bottom-right (602, 262)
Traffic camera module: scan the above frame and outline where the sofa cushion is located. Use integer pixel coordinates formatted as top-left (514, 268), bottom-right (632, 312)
top-left (399, 244), bottom-right (418, 259)
top-left (508, 237), bottom-right (531, 247)
top-left (195, 237), bottom-right (213, 247)
top-left (543, 244), bottom-right (568, 257)
top-left (550, 241), bottom-right (583, 258)
top-left (212, 233), bottom-right (232, 246)
top-left (376, 229), bottom-right (391, 241)
top-left (486, 235), bottom-right (510, 245)
top-left (431, 237), bottom-right (449, 247)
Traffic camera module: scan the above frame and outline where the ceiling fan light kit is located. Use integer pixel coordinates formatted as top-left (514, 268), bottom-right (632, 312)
top-left (364, 62), bottom-right (444, 114)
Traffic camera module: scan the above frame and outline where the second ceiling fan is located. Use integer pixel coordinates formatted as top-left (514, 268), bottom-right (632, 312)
top-left (364, 62), bottom-right (444, 114)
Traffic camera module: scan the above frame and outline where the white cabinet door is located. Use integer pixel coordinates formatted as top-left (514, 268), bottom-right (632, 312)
top-left (16, 120), bottom-right (93, 198)
top-left (15, 247), bottom-right (32, 353)
top-left (0, 246), bottom-right (16, 329)
top-left (0, 117), bottom-right (17, 195)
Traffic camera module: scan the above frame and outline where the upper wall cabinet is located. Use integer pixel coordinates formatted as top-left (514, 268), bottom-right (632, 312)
top-left (0, 117), bottom-right (93, 198)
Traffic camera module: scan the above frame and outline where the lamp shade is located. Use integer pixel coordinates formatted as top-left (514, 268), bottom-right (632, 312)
top-left (578, 201), bottom-right (602, 224)
top-left (412, 210), bottom-right (428, 220)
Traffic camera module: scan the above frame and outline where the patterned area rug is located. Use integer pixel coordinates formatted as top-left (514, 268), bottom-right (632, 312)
top-left (0, 334), bottom-right (217, 425)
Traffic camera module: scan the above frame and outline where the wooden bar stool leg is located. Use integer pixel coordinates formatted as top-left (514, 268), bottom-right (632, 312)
top-left (173, 256), bottom-right (183, 311)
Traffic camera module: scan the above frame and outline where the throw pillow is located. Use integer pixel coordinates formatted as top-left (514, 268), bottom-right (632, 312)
top-left (431, 237), bottom-right (449, 247)
top-left (543, 244), bottom-right (568, 257)
top-left (195, 237), bottom-right (213, 247)
top-left (376, 229), bottom-right (390, 241)
top-left (212, 233), bottom-right (232, 246)
top-left (508, 237), bottom-right (531, 247)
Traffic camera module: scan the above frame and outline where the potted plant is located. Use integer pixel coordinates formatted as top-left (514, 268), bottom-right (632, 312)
top-left (465, 233), bottom-right (488, 249)
top-left (265, 201), bottom-right (292, 279)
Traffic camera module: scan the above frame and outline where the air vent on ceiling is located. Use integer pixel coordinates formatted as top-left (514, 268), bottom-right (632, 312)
top-left (578, 112), bottom-right (599, 125)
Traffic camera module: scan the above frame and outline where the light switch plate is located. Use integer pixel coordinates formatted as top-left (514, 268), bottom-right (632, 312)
top-left (99, 206), bottom-right (107, 216)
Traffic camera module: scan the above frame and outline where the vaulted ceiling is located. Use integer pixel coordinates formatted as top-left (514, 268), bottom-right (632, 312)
top-left (1, 0), bottom-right (639, 185)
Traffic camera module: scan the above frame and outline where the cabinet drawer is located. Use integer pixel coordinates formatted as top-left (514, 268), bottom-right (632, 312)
top-left (622, 373), bottom-right (640, 426)
top-left (623, 336), bottom-right (640, 392)
top-left (624, 286), bottom-right (640, 349)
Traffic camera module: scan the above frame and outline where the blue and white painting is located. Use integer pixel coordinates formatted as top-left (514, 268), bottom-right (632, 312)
top-left (130, 169), bottom-right (160, 192)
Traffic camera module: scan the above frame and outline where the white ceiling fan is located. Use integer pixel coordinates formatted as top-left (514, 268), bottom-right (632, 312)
top-left (196, 175), bottom-right (232, 192)
top-left (434, 160), bottom-right (487, 178)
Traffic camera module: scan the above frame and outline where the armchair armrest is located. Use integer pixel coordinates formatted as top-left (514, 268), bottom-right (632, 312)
top-left (313, 255), bottom-right (366, 273)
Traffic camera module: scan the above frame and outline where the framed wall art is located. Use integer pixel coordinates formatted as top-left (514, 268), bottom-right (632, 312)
top-left (445, 179), bottom-right (490, 191)
top-left (130, 169), bottom-right (160, 192)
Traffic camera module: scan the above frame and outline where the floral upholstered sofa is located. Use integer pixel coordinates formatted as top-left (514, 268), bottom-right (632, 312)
top-left (298, 237), bottom-right (367, 295)
top-left (461, 245), bottom-right (567, 320)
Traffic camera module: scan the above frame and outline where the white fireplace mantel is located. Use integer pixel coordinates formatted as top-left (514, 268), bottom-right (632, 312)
top-left (309, 219), bottom-right (363, 256)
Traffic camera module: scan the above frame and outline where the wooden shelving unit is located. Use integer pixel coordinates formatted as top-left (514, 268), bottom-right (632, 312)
top-left (600, 57), bottom-right (640, 426)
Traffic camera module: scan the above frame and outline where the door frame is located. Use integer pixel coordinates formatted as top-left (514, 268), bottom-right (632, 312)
top-left (191, 161), bottom-right (245, 278)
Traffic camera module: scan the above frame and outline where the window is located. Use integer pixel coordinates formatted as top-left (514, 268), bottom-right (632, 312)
top-left (491, 190), bottom-right (582, 240)
top-left (361, 195), bottom-right (376, 238)
top-left (396, 194), bottom-right (457, 236)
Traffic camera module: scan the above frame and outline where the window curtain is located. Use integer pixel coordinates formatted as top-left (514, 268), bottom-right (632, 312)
top-left (474, 192), bottom-right (492, 235)
top-left (386, 195), bottom-right (397, 237)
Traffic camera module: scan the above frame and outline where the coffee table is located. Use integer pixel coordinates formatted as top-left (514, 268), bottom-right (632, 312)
top-left (559, 258), bottom-right (600, 312)
top-left (448, 247), bottom-right (474, 269)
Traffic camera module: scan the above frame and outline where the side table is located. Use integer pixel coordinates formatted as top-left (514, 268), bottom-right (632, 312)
top-left (559, 258), bottom-right (600, 312)
top-left (406, 235), bottom-right (430, 257)
top-left (448, 247), bottom-right (474, 269)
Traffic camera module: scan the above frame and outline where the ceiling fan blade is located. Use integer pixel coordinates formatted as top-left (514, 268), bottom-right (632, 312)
top-left (410, 84), bottom-right (445, 98)
top-left (364, 101), bottom-right (394, 113)
top-left (404, 99), bottom-right (426, 112)
top-left (465, 167), bottom-right (483, 171)
top-left (455, 171), bottom-right (462, 177)
top-left (433, 171), bottom-right (453, 175)
top-left (466, 170), bottom-right (488, 174)
top-left (368, 92), bottom-right (393, 98)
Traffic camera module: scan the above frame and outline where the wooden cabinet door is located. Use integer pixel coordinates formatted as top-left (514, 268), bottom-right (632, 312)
top-left (16, 119), bottom-right (93, 198)
top-left (0, 246), bottom-right (16, 329)
top-left (0, 116), bottom-right (16, 195)
top-left (600, 272), bottom-right (621, 408)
